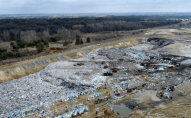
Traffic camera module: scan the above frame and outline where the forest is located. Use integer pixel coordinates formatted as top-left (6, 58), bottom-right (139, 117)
top-left (0, 15), bottom-right (181, 60)
top-left (0, 15), bottom-right (181, 42)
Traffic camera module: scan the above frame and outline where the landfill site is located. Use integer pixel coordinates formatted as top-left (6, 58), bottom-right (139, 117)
top-left (2, 26), bottom-right (191, 118)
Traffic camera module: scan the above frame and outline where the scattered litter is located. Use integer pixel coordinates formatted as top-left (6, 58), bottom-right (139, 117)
top-left (163, 92), bottom-right (171, 98)
top-left (138, 53), bottom-right (144, 56)
top-left (0, 59), bottom-right (51, 76)
top-left (55, 56), bottom-right (65, 61)
top-left (157, 66), bottom-right (167, 71)
top-left (55, 104), bottom-right (88, 118)
top-left (84, 50), bottom-right (90, 55)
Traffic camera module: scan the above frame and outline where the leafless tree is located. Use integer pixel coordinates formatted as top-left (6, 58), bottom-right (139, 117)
top-left (20, 30), bottom-right (37, 42)
top-left (57, 27), bottom-right (69, 41)
top-left (9, 29), bottom-right (20, 40)
top-left (0, 37), bottom-right (3, 43)
top-left (2, 30), bottom-right (10, 41)
top-left (42, 29), bottom-right (50, 40)
top-left (72, 25), bottom-right (84, 32)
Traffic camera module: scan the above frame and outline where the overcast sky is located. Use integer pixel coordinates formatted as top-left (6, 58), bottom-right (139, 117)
top-left (0, 0), bottom-right (190, 14)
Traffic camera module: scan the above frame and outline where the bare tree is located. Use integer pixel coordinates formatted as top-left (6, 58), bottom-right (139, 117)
top-left (2, 30), bottom-right (10, 41)
top-left (9, 29), bottom-right (20, 40)
top-left (72, 25), bottom-right (84, 32)
top-left (57, 27), bottom-right (69, 41)
top-left (0, 37), bottom-right (3, 43)
top-left (13, 30), bottom-right (20, 40)
top-left (20, 30), bottom-right (37, 42)
top-left (42, 29), bottom-right (50, 40)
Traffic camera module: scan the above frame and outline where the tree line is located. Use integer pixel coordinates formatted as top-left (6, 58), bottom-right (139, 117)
top-left (0, 15), bottom-right (181, 42)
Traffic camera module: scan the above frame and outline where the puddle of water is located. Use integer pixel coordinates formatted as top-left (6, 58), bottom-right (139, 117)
top-left (113, 106), bottom-right (132, 117)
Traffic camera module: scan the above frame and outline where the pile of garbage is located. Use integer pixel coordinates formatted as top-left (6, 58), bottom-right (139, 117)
top-left (1, 37), bottom-right (191, 117)
top-left (0, 59), bottom-right (107, 116)
top-left (55, 104), bottom-right (88, 118)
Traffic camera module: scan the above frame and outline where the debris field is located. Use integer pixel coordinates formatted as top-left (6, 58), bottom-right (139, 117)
top-left (1, 29), bottom-right (191, 117)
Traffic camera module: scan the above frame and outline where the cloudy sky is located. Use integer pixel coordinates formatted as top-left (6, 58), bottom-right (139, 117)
top-left (0, 0), bottom-right (190, 14)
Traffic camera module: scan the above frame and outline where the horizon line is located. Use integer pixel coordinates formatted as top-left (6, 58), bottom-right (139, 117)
top-left (1, 12), bottom-right (191, 15)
